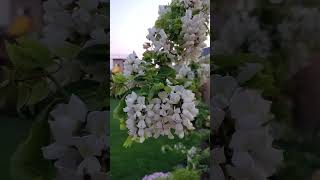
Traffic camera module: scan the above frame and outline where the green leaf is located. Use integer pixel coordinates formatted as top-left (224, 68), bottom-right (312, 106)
top-left (112, 73), bottom-right (127, 84)
top-left (53, 42), bottom-right (81, 59)
top-left (148, 83), bottom-right (165, 101)
top-left (77, 44), bottom-right (108, 64)
top-left (0, 66), bottom-right (12, 88)
top-left (119, 118), bottom-right (126, 130)
top-left (27, 80), bottom-right (50, 105)
top-left (113, 96), bottom-right (127, 124)
top-left (5, 39), bottom-right (53, 70)
top-left (123, 136), bottom-right (134, 148)
top-left (158, 65), bottom-right (176, 79)
top-left (17, 38), bottom-right (52, 67)
top-left (11, 102), bottom-right (56, 180)
top-left (17, 82), bottom-right (31, 110)
top-left (164, 86), bottom-right (172, 93)
top-left (64, 80), bottom-right (102, 110)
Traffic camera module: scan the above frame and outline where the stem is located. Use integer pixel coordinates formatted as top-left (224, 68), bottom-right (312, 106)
top-left (46, 73), bottom-right (69, 100)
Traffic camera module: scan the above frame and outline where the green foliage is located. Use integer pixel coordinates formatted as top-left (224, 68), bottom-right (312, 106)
top-left (76, 44), bottom-right (108, 64)
top-left (111, 74), bottom-right (129, 98)
top-left (194, 102), bottom-right (210, 129)
top-left (157, 65), bottom-right (176, 80)
top-left (6, 38), bottom-right (53, 70)
top-left (155, 0), bottom-right (185, 44)
top-left (148, 83), bottom-right (165, 101)
top-left (53, 42), bottom-right (81, 60)
top-left (113, 96), bottom-right (127, 129)
top-left (11, 102), bottom-right (57, 180)
top-left (170, 168), bottom-right (200, 180)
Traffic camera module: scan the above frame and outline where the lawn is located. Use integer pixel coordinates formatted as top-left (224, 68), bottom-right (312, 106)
top-left (110, 98), bottom-right (200, 180)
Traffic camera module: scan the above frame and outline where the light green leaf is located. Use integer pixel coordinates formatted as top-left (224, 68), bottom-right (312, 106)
top-left (53, 42), bottom-right (81, 60)
top-left (112, 73), bottom-right (127, 84)
top-left (5, 39), bottom-right (53, 70)
top-left (113, 96), bottom-right (127, 123)
top-left (123, 136), bottom-right (134, 148)
top-left (27, 80), bottom-right (50, 105)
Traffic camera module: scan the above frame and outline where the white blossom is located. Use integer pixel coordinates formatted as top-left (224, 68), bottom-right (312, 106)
top-left (123, 52), bottom-right (145, 77)
top-left (181, 9), bottom-right (208, 61)
top-left (214, 13), bottom-right (271, 58)
top-left (123, 86), bottom-right (198, 142)
top-left (42, 94), bottom-right (108, 179)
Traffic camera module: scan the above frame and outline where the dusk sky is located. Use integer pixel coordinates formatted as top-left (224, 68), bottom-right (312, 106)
top-left (110, 0), bottom-right (210, 67)
top-left (111, 0), bottom-right (171, 59)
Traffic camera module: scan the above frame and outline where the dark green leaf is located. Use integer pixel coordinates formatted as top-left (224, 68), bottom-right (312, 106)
top-left (11, 102), bottom-right (56, 180)
top-left (17, 82), bottom-right (31, 110)
top-left (148, 83), bottom-right (165, 101)
top-left (27, 80), bottom-right (50, 105)
top-left (77, 44), bottom-right (108, 64)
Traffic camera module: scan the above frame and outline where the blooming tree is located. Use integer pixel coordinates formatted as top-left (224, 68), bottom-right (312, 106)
top-left (112, 0), bottom-right (210, 146)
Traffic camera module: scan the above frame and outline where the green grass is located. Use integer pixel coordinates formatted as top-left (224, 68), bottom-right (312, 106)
top-left (110, 98), bottom-right (200, 180)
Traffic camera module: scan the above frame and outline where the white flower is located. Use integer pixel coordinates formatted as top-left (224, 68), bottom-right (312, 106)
top-left (123, 87), bottom-right (198, 142)
top-left (77, 156), bottom-right (101, 176)
top-left (123, 52), bottom-right (145, 77)
top-left (211, 75), bottom-right (238, 109)
top-left (42, 94), bottom-right (108, 178)
top-left (181, 9), bottom-right (208, 61)
top-left (229, 89), bottom-right (273, 130)
top-left (146, 27), bottom-right (171, 53)
top-left (176, 64), bottom-right (195, 80)
top-left (169, 92), bottom-right (181, 104)
top-left (214, 13), bottom-right (271, 58)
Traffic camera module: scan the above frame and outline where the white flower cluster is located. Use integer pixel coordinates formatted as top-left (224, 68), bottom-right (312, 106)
top-left (42, 95), bottom-right (108, 180)
top-left (197, 64), bottom-right (210, 85)
top-left (124, 86), bottom-right (198, 143)
top-left (146, 27), bottom-right (172, 54)
top-left (211, 75), bottom-right (283, 180)
top-left (181, 0), bottom-right (209, 10)
top-left (42, 0), bottom-right (107, 50)
top-left (176, 64), bottom-right (195, 80)
top-left (213, 13), bottom-right (271, 58)
top-left (158, 5), bottom-right (171, 18)
top-left (123, 52), bottom-right (145, 77)
top-left (181, 9), bottom-right (208, 61)
top-left (278, 7), bottom-right (320, 74)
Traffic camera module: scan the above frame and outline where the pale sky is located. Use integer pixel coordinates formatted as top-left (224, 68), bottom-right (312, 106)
top-left (111, 0), bottom-right (172, 58)
top-left (110, 0), bottom-right (210, 62)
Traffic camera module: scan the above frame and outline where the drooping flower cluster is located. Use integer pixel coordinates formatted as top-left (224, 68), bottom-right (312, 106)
top-left (181, 9), bottom-right (208, 61)
top-left (42, 95), bottom-right (108, 179)
top-left (146, 27), bottom-right (172, 54)
top-left (197, 63), bottom-right (210, 85)
top-left (181, 0), bottom-right (209, 10)
top-left (176, 64), bottom-right (195, 80)
top-left (42, 0), bottom-right (108, 50)
top-left (142, 172), bottom-right (171, 180)
top-left (158, 5), bottom-right (171, 19)
top-left (278, 7), bottom-right (320, 74)
top-left (123, 52), bottom-right (145, 77)
top-left (124, 86), bottom-right (198, 143)
top-left (212, 75), bottom-right (283, 180)
top-left (213, 12), bottom-right (271, 58)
